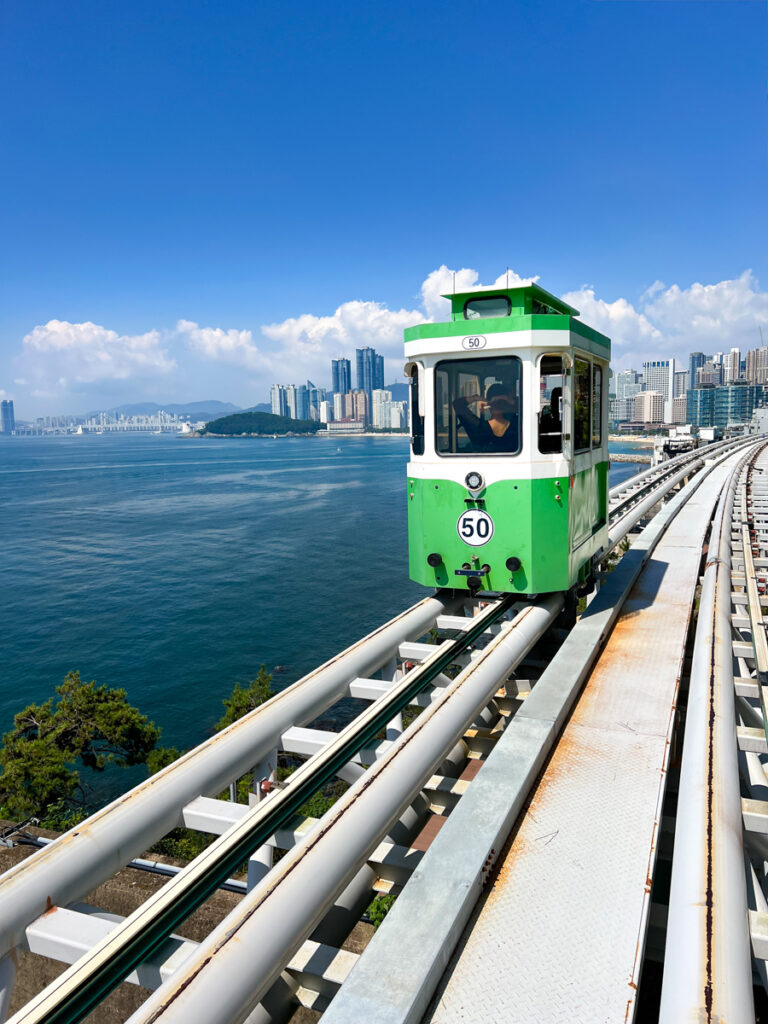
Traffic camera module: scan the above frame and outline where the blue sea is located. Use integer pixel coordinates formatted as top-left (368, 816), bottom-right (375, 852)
top-left (0, 434), bottom-right (643, 756)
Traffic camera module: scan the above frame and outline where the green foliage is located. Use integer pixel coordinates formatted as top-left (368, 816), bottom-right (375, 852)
top-left (39, 799), bottom-right (89, 832)
top-left (216, 666), bottom-right (274, 731)
top-left (146, 746), bottom-right (183, 775)
top-left (0, 671), bottom-right (160, 820)
top-left (298, 779), bottom-right (347, 819)
top-left (367, 894), bottom-right (396, 929)
top-left (149, 826), bottom-right (214, 862)
top-left (201, 411), bottom-right (321, 436)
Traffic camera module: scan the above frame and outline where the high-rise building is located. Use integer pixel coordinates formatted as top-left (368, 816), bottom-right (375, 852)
top-left (614, 369), bottom-right (641, 401)
top-left (270, 384), bottom-right (287, 417)
top-left (285, 385), bottom-right (297, 419)
top-left (633, 391), bottom-right (664, 424)
top-left (1, 400), bottom-right (15, 434)
top-left (672, 395), bottom-right (687, 424)
top-left (295, 385), bottom-right (310, 421)
top-left (696, 361), bottom-right (723, 387)
top-left (688, 352), bottom-right (707, 387)
top-left (724, 347), bottom-right (741, 384)
top-left (352, 390), bottom-right (368, 424)
top-left (642, 360), bottom-right (677, 423)
top-left (673, 370), bottom-right (689, 398)
top-left (319, 400), bottom-right (332, 424)
top-left (333, 393), bottom-right (345, 420)
top-left (331, 358), bottom-right (351, 396)
top-left (746, 347), bottom-right (768, 385)
top-left (686, 387), bottom-right (715, 428)
top-left (306, 380), bottom-right (325, 421)
top-left (372, 389), bottom-right (392, 429)
top-left (356, 346), bottom-right (381, 402)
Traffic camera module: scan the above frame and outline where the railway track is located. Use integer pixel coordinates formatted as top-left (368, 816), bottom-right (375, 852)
top-left (0, 434), bottom-right (762, 1024)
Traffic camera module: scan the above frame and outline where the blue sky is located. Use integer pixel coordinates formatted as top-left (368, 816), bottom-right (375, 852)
top-left (1, 0), bottom-right (767, 416)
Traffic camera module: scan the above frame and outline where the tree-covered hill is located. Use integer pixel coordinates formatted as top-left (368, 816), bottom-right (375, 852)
top-left (200, 411), bottom-right (321, 435)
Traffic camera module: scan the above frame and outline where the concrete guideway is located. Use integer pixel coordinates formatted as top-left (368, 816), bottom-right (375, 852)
top-left (325, 440), bottom-right (763, 1024)
top-left (0, 434), bottom-right (762, 1024)
top-left (421, 448), bottom-right (749, 1024)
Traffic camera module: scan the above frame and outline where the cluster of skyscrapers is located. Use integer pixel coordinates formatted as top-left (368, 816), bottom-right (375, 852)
top-left (270, 346), bottom-right (407, 432)
top-left (611, 343), bottom-right (768, 431)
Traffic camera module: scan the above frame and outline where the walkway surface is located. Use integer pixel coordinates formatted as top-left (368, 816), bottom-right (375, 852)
top-left (424, 455), bottom-right (737, 1024)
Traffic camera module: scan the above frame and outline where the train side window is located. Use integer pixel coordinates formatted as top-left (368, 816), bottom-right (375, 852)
top-left (464, 296), bottom-right (511, 320)
top-left (574, 358), bottom-right (591, 453)
top-left (592, 364), bottom-right (602, 448)
top-left (538, 355), bottom-right (563, 454)
top-left (435, 356), bottom-right (522, 456)
top-left (409, 366), bottom-right (424, 455)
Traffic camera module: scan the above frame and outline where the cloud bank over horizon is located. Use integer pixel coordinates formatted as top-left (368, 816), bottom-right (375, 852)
top-left (10, 267), bottom-right (768, 416)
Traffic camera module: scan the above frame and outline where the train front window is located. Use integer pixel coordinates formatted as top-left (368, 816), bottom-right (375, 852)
top-left (538, 355), bottom-right (563, 454)
top-left (464, 296), bottom-right (511, 320)
top-left (435, 356), bottom-right (522, 456)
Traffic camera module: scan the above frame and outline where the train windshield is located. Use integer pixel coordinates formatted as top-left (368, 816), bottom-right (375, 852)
top-left (435, 356), bottom-right (522, 456)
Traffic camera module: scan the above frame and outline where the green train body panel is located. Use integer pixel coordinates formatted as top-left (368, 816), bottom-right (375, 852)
top-left (403, 281), bottom-right (611, 597)
top-left (408, 465), bottom-right (609, 595)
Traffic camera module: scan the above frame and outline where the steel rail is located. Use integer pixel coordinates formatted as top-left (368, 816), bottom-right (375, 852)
top-left (122, 596), bottom-right (564, 1024)
top-left (6, 596), bottom-right (516, 1024)
top-left (607, 458), bottom-right (703, 550)
top-left (321, 440), bottom-right (754, 1024)
top-left (55, 444), bottom-right (745, 1024)
top-left (2, 434), bottom-right (760, 1024)
top-left (0, 590), bottom-right (461, 961)
top-left (608, 435), bottom-right (755, 516)
top-left (608, 434), bottom-right (747, 500)
top-left (741, 462), bottom-right (768, 741)
top-left (658, 442), bottom-right (764, 1023)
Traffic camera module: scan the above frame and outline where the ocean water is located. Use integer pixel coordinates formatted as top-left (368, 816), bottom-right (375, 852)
top-left (1, 434), bottom-right (642, 754)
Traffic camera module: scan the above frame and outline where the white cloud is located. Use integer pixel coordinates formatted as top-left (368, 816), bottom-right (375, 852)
top-left (14, 266), bottom-right (768, 415)
top-left (568, 270), bottom-right (768, 371)
top-left (177, 320), bottom-right (264, 371)
top-left (261, 299), bottom-right (427, 382)
top-left (563, 287), bottom-right (662, 355)
top-left (18, 320), bottom-right (176, 400)
top-left (642, 270), bottom-right (768, 352)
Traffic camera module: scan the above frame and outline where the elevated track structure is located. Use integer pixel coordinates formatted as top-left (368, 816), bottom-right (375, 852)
top-left (2, 435), bottom-right (768, 1024)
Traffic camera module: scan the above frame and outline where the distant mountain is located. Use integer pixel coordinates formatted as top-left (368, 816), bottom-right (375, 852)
top-left (385, 382), bottom-right (409, 403)
top-left (91, 400), bottom-right (242, 419)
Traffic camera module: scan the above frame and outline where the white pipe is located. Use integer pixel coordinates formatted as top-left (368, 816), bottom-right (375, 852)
top-left (0, 593), bottom-right (459, 959)
top-left (659, 450), bottom-right (756, 1023)
top-left (124, 596), bottom-right (563, 1024)
top-left (0, 954), bottom-right (16, 1024)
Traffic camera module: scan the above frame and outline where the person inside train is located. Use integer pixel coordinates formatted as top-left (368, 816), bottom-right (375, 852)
top-left (538, 385), bottom-right (563, 453)
top-left (452, 382), bottom-right (520, 453)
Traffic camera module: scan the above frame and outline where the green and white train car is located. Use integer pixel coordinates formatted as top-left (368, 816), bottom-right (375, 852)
top-left (405, 282), bottom-right (611, 597)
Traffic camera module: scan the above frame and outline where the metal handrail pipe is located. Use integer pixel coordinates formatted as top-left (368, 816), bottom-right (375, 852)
top-left (6, 596), bottom-right (512, 1024)
top-left (608, 435), bottom-right (752, 504)
top-left (658, 448), bottom-right (757, 1023)
top-left (607, 460), bottom-right (703, 550)
top-left (0, 591), bottom-right (461, 961)
top-left (120, 596), bottom-right (563, 1024)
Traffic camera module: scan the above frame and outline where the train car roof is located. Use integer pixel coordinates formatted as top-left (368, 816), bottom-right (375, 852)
top-left (441, 282), bottom-right (580, 318)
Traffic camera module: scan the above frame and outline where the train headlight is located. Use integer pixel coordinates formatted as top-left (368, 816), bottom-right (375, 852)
top-left (465, 471), bottom-right (484, 492)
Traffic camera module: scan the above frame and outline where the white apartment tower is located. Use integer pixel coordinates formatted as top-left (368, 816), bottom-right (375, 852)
top-left (642, 360), bottom-right (677, 423)
top-left (633, 390), bottom-right (664, 424)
